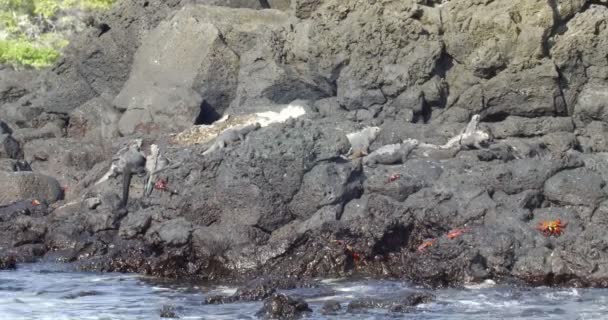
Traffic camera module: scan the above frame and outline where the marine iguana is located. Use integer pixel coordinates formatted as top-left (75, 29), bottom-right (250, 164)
top-left (202, 123), bottom-right (261, 156)
top-left (95, 139), bottom-right (146, 209)
top-left (442, 114), bottom-right (490, 149)
top-left (363, 138), bottom-right (420, 167)
top-left (345, 126), bottom-right (381, 159)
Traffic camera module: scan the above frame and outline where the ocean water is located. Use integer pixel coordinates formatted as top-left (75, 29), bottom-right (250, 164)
top-left (1, 263), bottom-right (607, 319)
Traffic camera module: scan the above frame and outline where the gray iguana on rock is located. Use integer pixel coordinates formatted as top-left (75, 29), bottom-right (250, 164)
top-left (441, 114), bottom-right (491, 150)
top-left (363, 138), bottom-right (420, 167)
top-left (345, 126), bottom-right (381, 159)
top-left (95, 139), bottom-right (147, 210)
top-left (202, 123), bottom-right (261, 156)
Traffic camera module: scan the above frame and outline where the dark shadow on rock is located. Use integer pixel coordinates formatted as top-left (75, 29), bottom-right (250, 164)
top-left (194, 101), bottom-right (222, 125)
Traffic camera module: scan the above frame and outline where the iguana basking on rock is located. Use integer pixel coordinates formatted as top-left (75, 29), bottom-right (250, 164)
top-left (418, 114), bottom-right (490, 151)
top-left (202, 123), bottom-right (261, 156)
top-left (363, 139), bottom-right (420, 167)
top-left (95, 139), bottom-right (146, 186)
top-left (442, 114), bottom-right (491, 149)
top-left (345, 126), bottom-right (381, 159)
top-left (95, 139), bottom-right (147, 210)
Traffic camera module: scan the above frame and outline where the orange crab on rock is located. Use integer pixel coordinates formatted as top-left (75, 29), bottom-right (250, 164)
top-left (417, 238), bottom-right (437, 253)
top-left (446, 228), bottom-right (470, 240)
top-left (536, 219), bottom-right (567, 237)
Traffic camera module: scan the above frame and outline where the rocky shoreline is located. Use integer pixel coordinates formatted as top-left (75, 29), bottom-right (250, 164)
top-left (2, 0), bottom-right (608, 296)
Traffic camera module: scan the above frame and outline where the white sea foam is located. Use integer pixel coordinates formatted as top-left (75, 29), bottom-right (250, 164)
top-left (255, 104), bottom-right (307, 127)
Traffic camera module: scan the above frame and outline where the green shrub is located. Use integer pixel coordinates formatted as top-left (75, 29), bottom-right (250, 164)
top-left (0, 39), bottom-right (60, 68)
top-left (0, 0), bottom-right (116, 68)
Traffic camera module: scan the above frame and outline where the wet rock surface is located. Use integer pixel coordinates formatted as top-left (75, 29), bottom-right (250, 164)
top-left (0, 256), bottom-right (16, 270)
top-left (256, 293), bottom-right (312, 320)
top-left (1, 0), bottom-right (608, 291)
top-left (347, 292), bottom-right (435, 313)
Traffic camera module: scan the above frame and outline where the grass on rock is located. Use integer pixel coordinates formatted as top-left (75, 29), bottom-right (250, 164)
top-left (0, 0), bottom-right (115, 68)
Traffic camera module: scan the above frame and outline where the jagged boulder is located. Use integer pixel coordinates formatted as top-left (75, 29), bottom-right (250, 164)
top-left (0, 172), bottom-right (63, 206)
top-left (299, 0), bottom-right (444, 108)
top-left (256, 293), bottom-right (311, 320)
top-left (67, 97), bottom-right (121, 141)
top-left (115, 6), bottom-right (241, 134)
top-left (573, 83), bottom-right (608, 124)
top-left (552, 5), bottom-right (608, 110)
top-left (35, 0), bottom-right (184, 117)
top-left (442, 0), bottom-right (586, 77)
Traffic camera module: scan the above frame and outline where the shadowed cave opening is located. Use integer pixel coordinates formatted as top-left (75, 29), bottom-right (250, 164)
top-left (195, 101), bottom-right (223, 125)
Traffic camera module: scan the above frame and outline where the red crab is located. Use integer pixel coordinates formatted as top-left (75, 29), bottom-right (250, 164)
top-left (417, 238), bottom-right (437, 253)
top-left (447, 228), bottom-right (470, 240)
top-left (31, 199), bottom-right (41, 206)
top-left (333, 242), bottom-right (364, 265)
top-left (536, 219), bottom-right (567, 237)
top-left (154, 178), bottom-right (168, 192)
top-left (351, 251), bottom-right (362, 263)
top-left (387, 173), bottom-right (401, 183)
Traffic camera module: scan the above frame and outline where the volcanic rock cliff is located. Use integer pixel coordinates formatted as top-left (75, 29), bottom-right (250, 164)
top-left (2, 0), bottom-right (608, 288)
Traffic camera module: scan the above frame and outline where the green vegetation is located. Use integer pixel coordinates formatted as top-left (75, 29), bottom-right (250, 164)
top-left (0, 39), bottom-right (60, 68)
top-left (0, 0), bottom-right (116, 68)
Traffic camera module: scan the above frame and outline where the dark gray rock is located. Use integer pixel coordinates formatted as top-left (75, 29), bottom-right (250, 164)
top-left (552, 6), bottom-right (608, 111)
top-left (347, 292), bottom-right (435, 313)
top-left (0, 134), bottom-right (22, 159)
top-left (22, 138), bottom-right (106, 195)
top-left (303, 0), bottom-right (443, 101)
top-left (145, 218), bottom-right (193, 247)
top-left (0, 120), bottom-right (22, 159)
top-left (256, 293), bottom-right (311, 320)
top-left (205, 277), bottom-right (311, 304)
top-left (364, 159), bottom-right (443, 202)
top-left (0, 172), bottom-right (63, 206)
top-left (544, 168), bottom-right (606, 207)
top-left (468, 62), bottom-right (565, 120)
top-left (67, 97), bottom-right (120, 141)
top-left (441, 0), bottom-right (580, 78)
top-left (0, 70), bottom-right (38, 106)
top-left (205, 120), bottom-right (350, 231)
top-left (62, 290), bottom-right (102, 299)
top-left (0, 159), bottom-right (31, 172)
top-left (119, 211), bottom-right (153, 239)
top-left (289, 161), bottom-right (362, 220)
top-left (85, 206), bottom-right (127, 233)
top-left (229, 57), bottom-right (333, 114)
top-left (489, 117), bottom-right (574, 139)
top-left (320, 300), bottom-right (341, 315)
top-left (115, 6), bottom-right (241, 134)
top-left (159, 305), bottom-right (179, 318)
top-left (0, 119), bottom-right (12, 135)
top-left (0, 256), bottom-right (16, 270)
top-left (35, 0), bottom-right (183, 116)
top-left (314, 97), bottom-right (344, 118)
top-left (476, 144), bottom-right (516, 162)
top-left (337, 69), bottom-right (386, 110)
